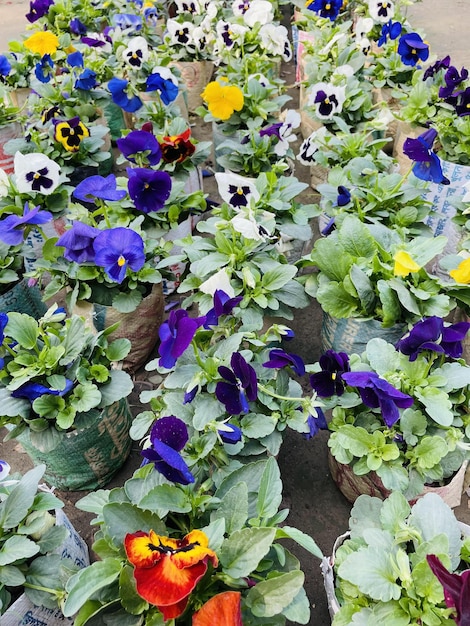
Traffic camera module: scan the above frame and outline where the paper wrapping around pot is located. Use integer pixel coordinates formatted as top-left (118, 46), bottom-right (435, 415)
top-left (0, 122), bottom-right (22, 174)
top-left (171, 60), bottom-right (214, 113)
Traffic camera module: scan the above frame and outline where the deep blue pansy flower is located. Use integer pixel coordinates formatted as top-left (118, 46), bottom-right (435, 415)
top-left (75, 68), bottom-right (97, 91)
top-left (304, 408), bottom-right (328, 439)
top-left (70, 17), bottom-right (87, 35)
top-left (310, 350), bottom-right (350, 397)
top-left (56, 222), bottom-right (99, 263)
top-left (108, 77), bottom-right (142, 112)
top-left (263, 348), bottom-right (305, 377)
top-left (396, 316), bottom-right (470, 361)
top-left (0, 203), bottom-right (52, 246)
top-left (12, 379), bottom-right (74, 402)
top-left (455, 87), bottom-right (470, 117)
top-left (403, 128), bottom-right (450, 185)
top-left (67, 51), bottom-right (84, 68)
top-left (0, 313), bottom-right (9, 344)
top-left (204, 289), bottom-right (243, 328)
top-left (145, 73), bottom-right (179, 105)
top-left (158, 309), bottom-right (203, 369)
top-left (218, 422), bottom-right (243, 444)
top-left (183, 386), bottom-right (198, 404)
top-left (336, 185), bottom-right (351, 206)
top-left (397, 32), bottom-right (429, 67)
top-left (26, 0), bottom-right (54, 23)
top-left (127, 167), bottom-right (172, 213)
top-left (216, 352), bottom-right (258, 415)
top-left (93, 227), bottom-right (145, 283)
top-left (117, 130), bottom-right (162, 166)
top-left (378, 20), bottom-right (402, 47)
top-left (141, 416), bottom-right (194, 485)
top-left (305, 0), bottom-right (342, 21)
top-left (321, 216), bottom-right (336, 236)
top-left (341, 371), bottom-right (414, 428)
top-left (72, 174), bottom-right (127, 203)
top-left (0, 55), bottom-right (11, 77)
top-left (34, 54), bottom-right (54, 83)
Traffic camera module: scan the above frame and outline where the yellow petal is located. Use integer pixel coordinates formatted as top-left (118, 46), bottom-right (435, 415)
top-left (393, 250), bottom-right (421, 277)
top-left (222, 85), bottom-right (244, 112)
top-left (450, 258), bottom-right (470, 284)
top-left (24, 31), bottom-right (59, 56)
top-left (201, 81), bottom-right (223, 103)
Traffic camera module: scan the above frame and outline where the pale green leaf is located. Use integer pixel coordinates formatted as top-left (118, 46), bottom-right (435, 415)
top-left (246, 570), bottom-right (305, 617)
top-left (211, 482), bottom-right (248, 534)
top-left (63, 559), bottom-right (123, 617)
top-left (0, 536), bottom-right (39, 565)
top-left (257, 456), bottom-right (282, 520)
top-left (337, 546), bottom-right (401, 601)
top-left (219, 527), bottom-right (276, 578)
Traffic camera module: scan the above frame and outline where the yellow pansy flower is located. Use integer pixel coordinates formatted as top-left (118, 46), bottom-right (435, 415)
top-left (450, 258), bottom-right (470, 284)
top-left (201, 81), bottom-right (244, 121)
top-left (23, 31), bottom-right (59, 57)
top-left (393, 250), bottom-right (421, 277)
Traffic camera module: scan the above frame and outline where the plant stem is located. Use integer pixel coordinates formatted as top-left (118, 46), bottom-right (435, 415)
top-left (258, 383), bottom-right (303, 403)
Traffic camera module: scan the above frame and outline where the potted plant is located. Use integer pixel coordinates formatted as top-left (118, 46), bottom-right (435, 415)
top-left (0, 305), bottom-right (134, 490)
top-left (0, 461), bottom-right (89, 621)
top-left (323, 491), bottom-right (470, 625)
top-left (309, 316), bottom-right (470, 503)
top-left (299, 215), bottom-right (455, 353)
top-left (61, 455), bottom-right (322, 625)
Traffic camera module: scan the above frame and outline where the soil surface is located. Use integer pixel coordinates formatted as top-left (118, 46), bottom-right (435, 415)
top-left (1, 2), bottom-right (470, 625)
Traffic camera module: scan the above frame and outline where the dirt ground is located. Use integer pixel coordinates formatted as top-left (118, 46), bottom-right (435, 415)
top-left (1, 1), bottom-right (470, 624)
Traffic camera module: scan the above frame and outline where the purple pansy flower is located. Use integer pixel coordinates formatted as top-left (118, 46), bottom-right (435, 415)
top-left (341, 370), bottom-right (414, 428)
top-left (336, 185), bottom-right (351, 206)
top-left (310, 350), bottom-right (350, 397)
top-left (72, 174), bottom-right (127, 203)
top-left (26, 0), bottom-right (54, 23)
top-left (259, 122), bottom-right (283, 139)
top-left (0, 203), bottom-right (52, 246)
top-left (93, 227), bottom-right (145, 283)
top-left (397, 32), bottom-right (429, 67)
top-left (454, 87), bottom-right (470, 117)
top-left (263, 349), bottom-right (305, 377)
top-left (145, 72), bottom-right (179, 105)
top-left (203, 289), bottom-right (243, 328)
top-left (56, 222), bottom-right (99, 263)
top-left (141, 416), bottom-right (194, 485)
top-left (218, 422), bottom-right (243, 444)
top-left (117, 130), bottom-right (162, 166)
top-left (304, 408), bottom-right (328, 439)
top-left (438, 65), bottom-right (469, 99)
top-left (127, 167), bottom-right (172, 213)
top-left (70, 17), bottom-right (87, 35)
top-left (396, 316), bottom-right (470, 361)
top-left (35, 54), bottom-right (54, 83)
top-left (112, 13), bottom-right (142, 32)
top-left (423, 55), bottom-right (451, 80)
top-left (0, 313), bottom-right (8, 342)
top-left (158, 309), bottom-right (204, 369)
top-left (75, 68), bottom-right (97, 90)
top-left (403, 128), bottom-right (450, 185)
top-left (378, 20), bottom-right (402, 47)
top-left (216, 352), bottom-right (258, 415)
top-left (183, 386), bottom-right (198, 404)
top-left (321, 216), bottom-right (336, 236)
top-left (11, 379), bottom-right (74, 402)
top-left (305, 0), bottom-right (342, 21)
top-left (426, 555), bottom-right (470, 626)
top-left (108, 77), bottom-right (142, 113)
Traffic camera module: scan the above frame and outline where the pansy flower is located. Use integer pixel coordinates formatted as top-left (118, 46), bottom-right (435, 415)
top-left (0, 459), bottom-right (11, 481)
top-left (75, 68), bottom-right (97, 91)
top-left (122, 36), bottom-right (149, 68)
top-left (14, 152), bottom-right (60, 196)
top-left (259, 23), bottom-right (291, 60)
top-left (199, 268), bottom-right (235, 298)
top-left (450, 257), bottom-right (470, 283)
top-left (454, 87), bottom-right (470, 117)
top-left (26, 0), bottom-right (54, 22)
top-left (23, 30), bottom-right (59, 56)
top-left (193, 592), bottom-right (242, 626)
top-left (141, 416), bottom-right (194, 484)
top-left (145, 67), bottom-right (179, 105)
top-left (53, 117), bottom-right (90, 152)
top-left (341, 370), bottom-right (413, 428)
top-left (204, 289), bottom-right (243, 328)
top-left (158, 309), bottom-right (204, 369)
top-left (216, 352), bottom-right (258, 415)
top-left (56, 222), bottom-right (99, 263)
top-left (12, 379), bottom-right (74, 402)
top-left (423, 55), bottom-right (451, 80)
top-left (127, 167), bottom-right (172, 213)
top-left (260, 109), bottom-right (300, 156)
top-left (263, 348), bottom-right (305, 376)
top-left (402, 128), bottom-right (450, 185)
top-left (70, 17), bottom-right (87, 35)
top-left (232, 0), bottom-right (251, 15)
top-left (308, 82), bottom-right (345, 120)
top-left (336, 185), bottom-right (351, 206)
top-left (397, 32), bottom-right (429, 67)
top-left (0, 202), bottom-right (52, 245)
top-left (108, 77), bottom-right (142, 113)
top-left (368, 0), bottom-right (395, 22)
top-left (217, 422), bottom-right (243, 445)
top-left (201, 80), bottom-right (244, 121)
top-left (166, 19), bottom-right (195, 46)
top-left (215, 172), bottom-right (259, 207)
top-left (305, 408), bottom-right (328, 439)
top-left (310, 350), bottom-right (350, 397)
top-left (396, 316), bottom-right (470, 361)
top-left (297, 127), bottom-right (329, 166)
top-left (67, 51), bottom-right (84, 68)
top-left (0, 55), bottom-right (11, 79)
top-left (81, 32), bottom-right (112, 50)
top-left (377, 19), bottom-right (402, 46)
top-left (112, 13), bottom-right (142, 33)
top-left (426, 554), bottom-right (470, 625)
top-left (34, 53), bottom-right (54, 83)
top-left (125, 529), bottom-right (217, 620)
top-left (242, 0), bottom-right (273, 26)
top-left (305, 0), bottom-right (342, 21)
top-left (393, 250), bottom-right (421, 277)
top-left (73, 174), bottom-right (127, 204)
top-left (159, 128), bottom-right (195, 163)
top-left (216, 20), bottom-right (248, 48)
top-left (438, 65), bottom-right (469, 99)
top-left (93, 227), bottom-right (145, 283)
top-left (117, 130), bottom-right (162, 166)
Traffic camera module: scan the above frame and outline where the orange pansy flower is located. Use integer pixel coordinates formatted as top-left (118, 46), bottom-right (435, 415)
top-left (124, 529), bottom-right (218, 620)
top-left (193, 591), bottom-right (243, 626)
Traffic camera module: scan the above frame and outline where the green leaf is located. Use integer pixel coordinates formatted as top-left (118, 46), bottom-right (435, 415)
top-left (377, 280), bottom-right (402, 326)
top-left (0, 387), bottom-right (29, 419)
top-left (63, 559), bottom-right (122, 617)
top-left (257, 456), bottom-right (282, 520)
top-left (310, 237), bottom-right (353, 281)
top-left (106, 339), bottom-right (132, 362)
top-left (275, 526), bottom-right (323, 558)
top-left (0, 465), bottom-right (45, 530)
top-left (282, 586), bottom-right (311, 624)
top-left (112, 290), bottom-right (143, 313)
top-left (211, 482), bottom-right (248, 534)
top-left (5, 313), bottom-right (39, 349)
top-left (379, 492), bottom-right (411, 535)
top-left (102, 502), bottom-right (166, 547)
top-left (339, 217), bottom-right (377, 259)
top-left (337, 545), bottom-right (401, 601)
top-left (60, 317), bottom-right (88, 365)
top-left (139, 485), bottom-right (192, 517)
top-left (98, 370), bottom-right (134, 408)
top-left (316, 281), bottom-right (360, 318)
top-left (241, 413), bottom-right (277, 438)
top-left (193, 395), bottom-right (226, 430)
top-left (350, 265), bottom-right (375, 315)
top-left (219, 527), bottom-right (276, 578)
top-left (246, 570), bottom-right (305, 617)
top-left (119, 564), bottom-right (148, 615)
top-left (71, 383), bottom-right (102, 413)
top-left (0, 536), bottom-right (39, 565)
top-left (415, 387), bottom-right (454, 426)
top-left (409, 436), bottom-right (448, 470)
top-left (261, 265), bottom-right (298, 291)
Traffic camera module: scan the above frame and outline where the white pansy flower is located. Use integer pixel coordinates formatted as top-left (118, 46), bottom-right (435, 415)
top-left (368, 0), bottom-right (395, 23)
top-left (232, 0), bottom-right (251, 15)
top-left (333, 64), bottom-right (355, 78)
top-left (243, 0), bottom-right (274, 26)
top-left (199, 268), bottom-right (235, 297)
top-left (215, 172), bottom-right (260, 207)
top-left (307, 82), bottom-right (346, 120)
top-left (297, 126), bottom-right (329, 165)
top-left (0, 460), bottom-right (10, 481)
top-left (231, 207), bottom-right (275, 240)
top-left (166, 19), bottom-right (195, 47)
top-left (0, 169), bottom-right (9, 199)
top-left (14, 152), bottom-right (61, 196)
top-left (272, 109), bottom-right (301, 156)
top-left (259, 23), bottom-right (290, 59)
top-left (122, 36), bottom-right (149, 68)
top-left (354, 16), bottom-right (374, 39)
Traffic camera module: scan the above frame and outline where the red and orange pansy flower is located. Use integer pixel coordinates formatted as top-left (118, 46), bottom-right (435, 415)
top-left (159, 128), bottom-right (196, 164)
top-left (193, 591), bottom-right (243, 626)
